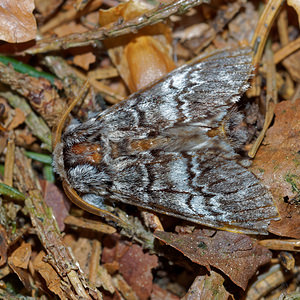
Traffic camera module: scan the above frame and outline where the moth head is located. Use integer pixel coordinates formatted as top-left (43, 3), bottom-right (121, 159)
top-left (52, 80), bottom-right (91, 184)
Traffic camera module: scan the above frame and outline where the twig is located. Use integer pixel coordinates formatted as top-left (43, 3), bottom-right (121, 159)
top-left (251, 0), bottom-right (285, 66)
top-left (64, 215), bottom-right (116, 234)
top-left (14, 147), bottom-right (102, 299)
top-left (248, 41), bottom-right (277, 158)
top-left (73, 68), bottom-right (124, 104)
top-left (195, 1), bottom-right (243, 54)
top-left (258, 239), bottom-right (300, 252)
top-left (246, 264), bottom-right (300, 300)
top-left (43, 56), bottom-right (86, 101)
top-left (4, 137), bottom-right (15, 186)
top-left (277, 9), bottom-right (289, 46)
top-left (247, 0), bottom-right (284, 98)
top-left (40, 0), bottom-right (103, 33)
top-left (21, 0), bottom-right (209, 55)
top-left (274, 36), bottom-right (300, 64)
top-left (89, 240), bottom-right (101, 284)
top-left (43, 56), bottom-right (123, 104)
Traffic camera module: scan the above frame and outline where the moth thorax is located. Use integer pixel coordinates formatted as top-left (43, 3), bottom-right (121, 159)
top-left (70, 143), bottom-right (102, 164)
top-left (208, 111), bottom-right (249, 150)
top-left (224, 111), bottom-right (249, 150)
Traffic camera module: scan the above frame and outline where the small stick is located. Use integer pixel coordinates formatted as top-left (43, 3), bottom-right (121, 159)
top-left (258, 239), bottom-right (300, 252)
top-left (4, 137), bottom-right (15, 186)
top-left (251, 0), bottom-right (285, 67)
top-left (22, 0), bottom-right (209, 55)
top-left (277, 9), bottom-right (289, 46)
top-left (274, 36), bottom-right (300, 64)
top-left (89, 240), bottom-right (101, 284)
top-left (248, 41), bottom-right (277, 158)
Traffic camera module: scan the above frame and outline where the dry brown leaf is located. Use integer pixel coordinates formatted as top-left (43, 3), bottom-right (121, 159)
top-left (119, 244), bottom-right (158, 300)
top-left (8, 242), bottom-right (31, 269)
top-left (96, 265), bottom-right (115, 293)
top-left (7, 107), bottom-right (25, 130)
top-left (64, 215), bottom-right (116, 234)
top-left (15, 128), bottom-right (36, 147)
top-left (181, 272), bottom-right (231, 300)
top-left (73, 52), bottom-right (96, 70)
top-left (53, 21), bottom-right (96, 69)
top-left (173, 23), bottom-right (210, 42)
top-left (8, 242), bottom-right (32, 290)
top-left (71, 237), bottom-right (93, 276)
top-left (251, 99), bottom-right (300, 238)
top-left (32, 251), bottom-right (66, 298)
top-left (113, 274), bottom-right (139, 300)
top-left (88, 66), bottom-right (119, 80)
top-left (154, 229), bottom-right (272, 290)
top-left (0, 97), bottom-right (10, 119)
top-left (102, 237), bottom-right (158, 300)
top-left (53, 21), bottom-right (87, 37)
top-left (228, 2), bottom-right (258, 44)
top-left (40, 180), bottom-right (70, 231)
top-left (99, 0), bottom-right (154, 27)
top-left (101, 234), bottom-right (128, 267)
top-left (0, 0), bottom-right (37, 43)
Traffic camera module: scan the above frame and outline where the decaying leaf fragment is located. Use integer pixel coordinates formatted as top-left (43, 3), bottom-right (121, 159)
top-left (155, 229), bottom-right (272, 290)
top-left (102, 238), bottom-right (158, 300)
top-left (251, 99), bottom-right (300, 238)
top-left (7, 242), bottom-right (32, 290)
top-left (181, 271), bottom-right (231, 300)
top-left (32, 251), bottom-right (66, 298)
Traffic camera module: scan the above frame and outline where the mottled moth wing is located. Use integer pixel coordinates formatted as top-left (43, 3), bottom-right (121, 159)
top-left (108, 151), bottom-right (277, 234)
top-left (96, 48), bottom-right (253, 138)
top-left (54, 48), bottom-right (279, 234)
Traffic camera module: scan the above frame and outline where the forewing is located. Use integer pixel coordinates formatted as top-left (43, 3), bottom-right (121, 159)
top-left (96, 48), bottom-right (253, 142)
top-left (109, 151), bottom-right (278, 234)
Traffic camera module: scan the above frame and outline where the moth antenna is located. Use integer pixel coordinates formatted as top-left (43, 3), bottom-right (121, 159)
top-left (62, 180), bottom-right (126, 226)
top-left (53, 80), bottom-right (90, 149)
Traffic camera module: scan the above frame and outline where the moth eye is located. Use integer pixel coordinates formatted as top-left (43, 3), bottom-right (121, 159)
top-left (70, 143), bottom-right (102, 164)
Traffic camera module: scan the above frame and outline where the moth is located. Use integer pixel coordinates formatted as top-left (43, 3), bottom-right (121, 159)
top-left (53, 48), bottom-right (279, 234)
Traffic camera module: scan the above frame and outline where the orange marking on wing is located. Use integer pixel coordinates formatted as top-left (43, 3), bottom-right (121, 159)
top-left (71, 143), bottom-right (102, 164)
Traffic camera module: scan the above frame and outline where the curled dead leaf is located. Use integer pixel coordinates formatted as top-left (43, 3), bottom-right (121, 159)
top-left (0, 0), bottom-right (37, 43)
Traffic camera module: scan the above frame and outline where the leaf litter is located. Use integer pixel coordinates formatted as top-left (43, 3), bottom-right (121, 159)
top-left (0, 0), bottom-right (299, 299)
